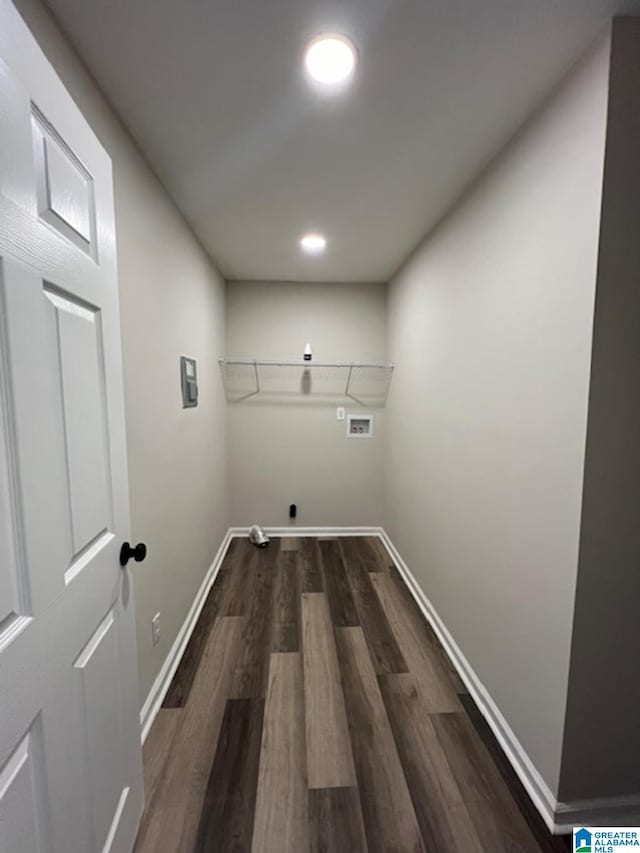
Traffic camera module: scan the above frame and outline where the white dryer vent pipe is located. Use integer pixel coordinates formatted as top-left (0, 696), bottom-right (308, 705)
top-left (248, 525), bottom-right (270, 548)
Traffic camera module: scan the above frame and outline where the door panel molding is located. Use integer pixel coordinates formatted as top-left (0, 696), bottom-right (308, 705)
top-left (0, 3), bottom-right (143, 851)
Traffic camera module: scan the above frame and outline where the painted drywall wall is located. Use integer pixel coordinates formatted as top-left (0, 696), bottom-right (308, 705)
top-left (559, 18), bottom-right (640, 804)
top-left (226, 281), bottom-right (386, 527)
top-left (14, 0), bottom-right (229, 707)
top-left (385, 36), bottom-right (610, 796)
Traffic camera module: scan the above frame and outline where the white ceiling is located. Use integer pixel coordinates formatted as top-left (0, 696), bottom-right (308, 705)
top-left (45, 0), bottom-right (638, 282)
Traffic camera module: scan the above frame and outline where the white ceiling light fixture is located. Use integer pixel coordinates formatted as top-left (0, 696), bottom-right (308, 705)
top-left (300, 233), bottom-right (327, 254)
top-left (304, 33), bottom-right (357, 87)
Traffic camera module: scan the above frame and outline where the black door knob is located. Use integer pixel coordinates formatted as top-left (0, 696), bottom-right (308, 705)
top-left (119, 541), bottom-right (147, 567)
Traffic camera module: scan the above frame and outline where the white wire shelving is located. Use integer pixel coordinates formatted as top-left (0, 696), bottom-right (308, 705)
top-left (218, 358), bottom-right (394, 405)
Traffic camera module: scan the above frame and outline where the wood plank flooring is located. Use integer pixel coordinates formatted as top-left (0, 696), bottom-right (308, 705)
top-left (301, 593), bottom-right (356, 789)
top-left (136, 536), bottom-right (571, 853)
top-left (251, 652), bottom-right (309, 853)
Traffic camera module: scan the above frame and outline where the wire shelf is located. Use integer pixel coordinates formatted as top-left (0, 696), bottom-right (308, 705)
top-left (218, 358), bottom-right (394, 405)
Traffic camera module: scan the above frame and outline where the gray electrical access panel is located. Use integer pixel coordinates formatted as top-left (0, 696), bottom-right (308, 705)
top-left (180, 356), bottom-right (198, 407)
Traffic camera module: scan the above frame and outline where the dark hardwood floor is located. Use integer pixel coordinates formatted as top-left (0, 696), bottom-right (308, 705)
top-left (135, 536), bottom-right (571, 853)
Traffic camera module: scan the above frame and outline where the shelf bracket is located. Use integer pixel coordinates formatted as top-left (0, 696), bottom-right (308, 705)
top-left (344, 363), bottom-right (354, 398)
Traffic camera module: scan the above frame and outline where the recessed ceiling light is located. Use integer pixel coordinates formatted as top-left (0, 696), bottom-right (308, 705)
top-left (304, 33), bottom-right (357, 86)
top-left (300, 233), bottom-right (326, 254)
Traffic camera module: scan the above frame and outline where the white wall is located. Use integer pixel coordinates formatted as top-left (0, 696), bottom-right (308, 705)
top-left (385, 35), bottom-right (610, 796)
top-left (15, 0), bottom-right (229, 706)
top-left (226, 280), bottom-right (386, 527)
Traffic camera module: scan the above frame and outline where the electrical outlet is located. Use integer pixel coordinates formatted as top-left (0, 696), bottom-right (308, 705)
top-left (152, 612), bottom-right (161, 646)
top-left (336, 406), bottom-right (345, 421)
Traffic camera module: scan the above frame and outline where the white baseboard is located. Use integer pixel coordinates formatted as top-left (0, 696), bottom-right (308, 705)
top-left (228, 525), bottom-right (383, 538)
top-left (554, 793), bottom-right (640, 833)
top-left (139, 528), bottom-right (233, 743)
top-left (377, 528), bottom-right (640, 835)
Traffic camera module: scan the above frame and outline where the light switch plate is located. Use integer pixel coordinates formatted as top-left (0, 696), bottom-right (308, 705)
top-left (336, 406), bottom-right (345, 421)
top-left (151, 613), bottom-right (161, 646)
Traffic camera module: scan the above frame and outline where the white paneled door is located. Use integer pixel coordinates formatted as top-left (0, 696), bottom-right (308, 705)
top-left (0, 2), bottom-right (144, 852)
